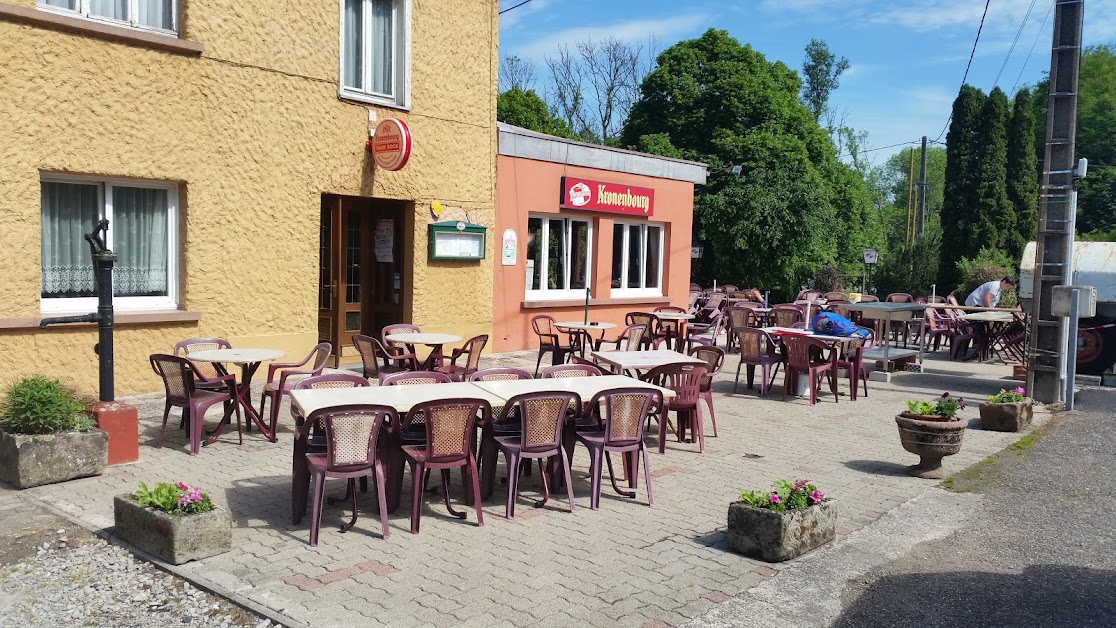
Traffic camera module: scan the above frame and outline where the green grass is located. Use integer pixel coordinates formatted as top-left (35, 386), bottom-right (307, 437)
top-left (941, 419), bottom-right (1055, 494)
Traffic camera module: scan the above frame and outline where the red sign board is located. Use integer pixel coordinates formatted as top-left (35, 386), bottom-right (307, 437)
top-left (372, 118), bottom-right (412, 171)
top-left (559, 177), bottom-right (655, 216)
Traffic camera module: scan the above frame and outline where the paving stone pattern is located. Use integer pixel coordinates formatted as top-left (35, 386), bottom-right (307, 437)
top-left (20, 350), bottom-right (1046, 627)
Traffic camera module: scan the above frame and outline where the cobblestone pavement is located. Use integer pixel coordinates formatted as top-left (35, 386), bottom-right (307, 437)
top-left (16, 349), bottom-right (1047, 627)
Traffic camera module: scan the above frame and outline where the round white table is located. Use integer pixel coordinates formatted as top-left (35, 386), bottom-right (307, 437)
top-left (187, 348), bottom-right (285, 443)
top-left (555, 321), bottom-right (618, 356)
top-left (651, 312), bottom-right (694, 351)
top-left (385, 332), bottom-right (463, 370)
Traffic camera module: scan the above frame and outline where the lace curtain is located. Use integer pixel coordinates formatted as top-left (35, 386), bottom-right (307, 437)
top-left (41, 182), bottom-right (168, 299)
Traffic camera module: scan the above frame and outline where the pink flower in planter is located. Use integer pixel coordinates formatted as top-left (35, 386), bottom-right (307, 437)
top-left (1015, 386), bottom-right (1026, 395)
top-left (809, 490), bottom-right (825, 504)
top-left (177, 481), bottom-right (189, 491)
top-left (769, 493), bottom-right (781, 505)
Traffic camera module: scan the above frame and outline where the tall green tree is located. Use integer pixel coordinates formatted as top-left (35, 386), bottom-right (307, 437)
top-left (801, 39), bottom-right (850, 124)
top-left (970, 87), bottom-right (1013, 254)
top-left (875, 146), bottom-right (947, 250)
top-left (621, 29), bottom-right (840, 296)
top-left (1005, 88), bottom-right (1039, 258)
top-left (940, 85), bottom-right (985, 290)
top-left (496, 87), bottom-right (572, 138)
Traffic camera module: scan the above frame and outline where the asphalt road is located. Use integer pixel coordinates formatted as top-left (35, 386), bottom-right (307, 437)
top-left (832, 387), bottom-right (1116, 628)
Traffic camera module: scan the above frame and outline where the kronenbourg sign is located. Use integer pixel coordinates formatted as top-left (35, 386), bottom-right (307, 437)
top-left (372, 118), bottom-right (412, 171)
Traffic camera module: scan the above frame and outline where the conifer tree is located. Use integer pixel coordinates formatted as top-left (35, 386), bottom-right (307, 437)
top-left (970, 88), bottom-right (1013, 255)
top-left (1006, 88), bottom-right (1039, 259)
top-left (940, 85), bottom-right (985, 290)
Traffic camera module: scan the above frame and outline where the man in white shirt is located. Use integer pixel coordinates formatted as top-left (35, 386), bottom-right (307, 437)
top-left (965, 276), bottom-right (1015, 307)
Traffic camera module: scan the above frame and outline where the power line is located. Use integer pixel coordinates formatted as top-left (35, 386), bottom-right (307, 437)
top-left (993, 0), bottom-right (1040, 89)
top-left (838, 139), bottom-right (922, 160)
top-left (499, 0), bottom-right (535, 14)
top-left (934, 0), bottom-right (993, 143)
top-left (1010, 0), bottom-right (1055, 94)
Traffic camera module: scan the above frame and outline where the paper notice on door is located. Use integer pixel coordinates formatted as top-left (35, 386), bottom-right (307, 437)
top-left (374, 219), bottom-right (394, 262)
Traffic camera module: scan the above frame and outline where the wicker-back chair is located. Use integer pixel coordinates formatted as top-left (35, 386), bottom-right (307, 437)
top-left (468, 368), bottom-right (533, 382)
top-left (780, 335), bottom-right (838, 405)
top-left (642, 363), bottom-right (709, 453)
top-left (688, 345), bottom-right (725, 438)
top-left (381, 323), bottom-right (421, 356)
top-left (493, 392), bottom-right (580, 519)
top-left (725, 305), bottom-right (758, 352)
top-left (733, 328), bottom-right (781, 396)
top-left (174, 338), bottom-right (232, 389)
top-left (574, 388), bottom-right (659, 510)
top-left (150, 353), bottom-right (241, 456)
top-left (530, 315), bottom-right (578, 376)
top-left (258, 342), bottom-right (332, 442)
top-left (353, 334), bottom-right (416, 382)
top-left (434, 334), bottom-right (489, 381)
top-left (771, 305), bottom-right (804, 328)
top-left (541, 363), bottom-right (602, 378)
top-left (836, 329), bottom-right (875, 401)
top-left (595, 323), bottom-right (648, 353)
top-left (624, 312), bottom-right (658, 349)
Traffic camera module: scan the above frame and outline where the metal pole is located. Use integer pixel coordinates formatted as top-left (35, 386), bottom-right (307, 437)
top-left (92, 250), bottom-right (116, 402)
top-left (1065, 287), bottom-right (1079, 410)
top-left (916, 136), bottom-right (928, 237)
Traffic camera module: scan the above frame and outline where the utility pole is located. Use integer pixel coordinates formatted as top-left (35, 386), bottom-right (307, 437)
top-left (1027, 0), bottom-right (1084, 404)
top-left (916, 136), bottom-right (928, 237)
top-left (906, 149), bottom-right (916, 244)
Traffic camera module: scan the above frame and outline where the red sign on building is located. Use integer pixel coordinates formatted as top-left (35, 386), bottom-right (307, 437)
top-left (559, 177), bottom-right (655, 216)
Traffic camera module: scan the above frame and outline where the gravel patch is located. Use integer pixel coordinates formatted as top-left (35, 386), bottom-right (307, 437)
top-left (0, 533), bottom-right (262, 628)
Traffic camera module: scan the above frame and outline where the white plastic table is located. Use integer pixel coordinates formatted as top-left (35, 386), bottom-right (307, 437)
top-left (289, 381), bottom-right (502, 416)
top-left (385, 332), bottom-right (463, 370)
top-left (836, 302), bottom-right (928, 377)
top-left (555, 321), bottom-right (617, 356)
top-left (590, 349), bottom-right (705, 373)
top-left (472, 374), bottom-right (675, 403)
top-left (187, 348), bottom-right (286, 442)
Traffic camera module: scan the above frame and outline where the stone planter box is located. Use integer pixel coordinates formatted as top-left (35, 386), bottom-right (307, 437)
top-left (978, 399), bottom-right (1033, 432)
top-left (895, 412), bottom-right (966, 479)
top-left (727, 500), bottom-right (837, 562)
top-left (113, 494), bottom-right (232, 565)
top-left (0, 428), bottom-right (107, 488)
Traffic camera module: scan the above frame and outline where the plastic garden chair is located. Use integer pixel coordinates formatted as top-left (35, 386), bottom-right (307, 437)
top-left (624, 312), bottom-right (659, 350)
top-left (642, 363), bottom-right (709, 453)
top-left (353, 334), bottom-right (417, 382)
top-left (257, 343), bottom-right (332, 442)
top-left (653, 306), bottom-right (686, 349)
top-left (724, 306), bottom-right (758, 352)
top-left (381, 371), bottom-right (454, 386)
top-left (150, 354), bottom-right (242, 456)
top-left (574, 388), bottom-right (659, 510)
top-left (305, 404), bottom-right (395, 546)
top-left (381, 323), bottom-right (421, 357)
top-left (688, 345), bottom-right (725, 437)
top-left (733, 328), bottom-right (782, 397)
top-left (836, 329), bottom-right (875, 401)
top-left (493, 392), bottom-right (579, 519)
top-left (434, 334), bottom-right (489, 381)
top-left (684, 311), bottom-right (724, 352)
top-left (468, 368), bottom-right (533, 382)
top-left (401, 398), bottom-right (490, 533)
top-left (541, 363), bottom-right (602, 378)
top-left (530, 315), bottom-right (578, 376)
top-left (780, 335), bottom-right (838, 406)
top-left (594, 323), bottom-right (648, 353)
top-left (771, 306), bottom-right (804, 329)
top-left (174, 338), bottom-right (232, 392)
top-left (290, 374), bottom-right (372, 525)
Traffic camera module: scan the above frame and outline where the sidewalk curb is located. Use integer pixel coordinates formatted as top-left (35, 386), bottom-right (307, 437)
top-left (14, 490), bottom-right (307, 628)
top-left (684, 488), bottom-right (982, 628)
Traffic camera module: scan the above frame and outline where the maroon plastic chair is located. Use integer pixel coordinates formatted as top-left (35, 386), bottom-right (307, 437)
top-left (824, 292), bottom-right (849, 302)
top-left (684, 311), bottom-right (724, 352)
top-left (150, 354), bottom-right (242, 456)
top-left (382, 323), bottom-right (421, 357)
top-left (886, 293), bottom-right (914, 303)
top-left (860, 295), bottom-right (880, 303)
top-left (836, 329), bottom-right (875, 401)
top-left (401, 398), bottom-right (490, 533)
top-left (624, 312), bottom-right (659, 350)
top-left (688, 345), bottom-right (725, 437)
top-left (642, 363), bottom-right (709, 453)
top-left (381, 371), bottom-right (454, 386)
top-left (780, 335), bottom-right (838, 405)
top-left (724, 306), bottom-right (758, 352)
top-left (797, 290), bottom-right (823, 301)
top-left (290, 374), bottom-right (372, 525)
top-left (494, 392), bottom-right (579, 519)
top-left (923, 308), bottom-right (956, 352)
top-left (173, 338), bottom-right (232, 391)
top-left (541, 363), bottom-right (602, 378)
top-left (653, 306), bottom-right (686, 349)
top-left (594, 323), bottom-right (648, 352)
top-left (771, 306), bottom-right (804, 328)
top-left (305, 404), bottom-right (395, 546)
top-left (468, 368), bottom-right (533, 382)
top-left (574, 388), bottom-right (659, 510)
top-left (530, 315), bottom-right (578, 376)
top-left (353, 334), bottom-right (417, 382)
top-left (257, 343), bottom-right (332, 442)
top-left (434, 334), bottom-right (489, 381)
top-left (733, 328), bottom-right (782, 396)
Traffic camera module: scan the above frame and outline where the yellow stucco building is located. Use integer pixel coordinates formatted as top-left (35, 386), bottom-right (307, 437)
top-left (0, 0), bottom-right (498, 394)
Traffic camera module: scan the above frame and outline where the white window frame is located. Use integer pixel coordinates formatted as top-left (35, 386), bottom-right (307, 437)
top-left (37, 0), bottom-right (179, 35)
top-left (525, 215), bottom-right (593, 301)
top-left (40, 174), bottom-right (180, 314)
top-left (611, 221), bottom-right (665, 298)
top-left (337, 0), bottom-right (412, 110)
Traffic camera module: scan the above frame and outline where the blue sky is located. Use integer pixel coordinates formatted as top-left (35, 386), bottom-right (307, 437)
top-left (498, 0), bottom-right (1116, 166)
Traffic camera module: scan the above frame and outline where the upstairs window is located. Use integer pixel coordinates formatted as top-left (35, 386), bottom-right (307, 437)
top-left (340, 0), bottom-right (411, 108)
top-left (39, 0), bottom-right (177, 33)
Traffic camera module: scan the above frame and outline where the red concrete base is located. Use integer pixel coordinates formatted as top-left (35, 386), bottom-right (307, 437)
top-left (91, 401), bottom-right (139, 465)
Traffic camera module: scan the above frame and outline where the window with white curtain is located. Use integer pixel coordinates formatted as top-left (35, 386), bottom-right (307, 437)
top-left (340, 0), bottom-right (410, 108)
top-left (38, 0), bottom-right (177, 33)
top-left (525, 216), bottom-right (592, 299)
top-left (611, 222), bottom-right (664, 296)
top-left (40, 176), bottom-right (179, 312)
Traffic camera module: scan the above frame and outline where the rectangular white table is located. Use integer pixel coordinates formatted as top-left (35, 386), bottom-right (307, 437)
top-left (289, 381), bottom-right (505, 417)
top-left (835, 302), bottom-right (928, 379)
top-left (590, 349), bottom-right (705, 373)
top-left (472, 374), bottom-right (676, 402)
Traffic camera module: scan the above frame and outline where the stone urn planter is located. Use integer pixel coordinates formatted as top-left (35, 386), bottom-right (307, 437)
top-left (113, 494), bottom-right (232, 565)
top-left (978, 399), bottom-right (1033, 432)
top-left (0, 428), bottom-right (107, 488)
top-left (895, 412), bottom-right (966, 479)
top-left (727, 500), bottom-right (837, 562)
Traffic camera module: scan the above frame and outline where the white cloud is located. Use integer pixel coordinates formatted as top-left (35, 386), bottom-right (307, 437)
top-left (507, 12), bottom-right (712, 62)
top-left (499, 0), bottom-right (555, 30)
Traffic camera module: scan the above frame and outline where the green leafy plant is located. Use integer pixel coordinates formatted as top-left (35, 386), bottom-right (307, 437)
top-left (738, 479), bottom-right (826, 512)
top-left (813, 265), bottom-right (844, 294)
top-left (0, 376), bottom-right (92, 435)
top-left (136, 481), bottom-right (215, 515)
top-left (988, 386), bottom-right (1026, 404)
top-left (905, 392), bottom-right (966, 420)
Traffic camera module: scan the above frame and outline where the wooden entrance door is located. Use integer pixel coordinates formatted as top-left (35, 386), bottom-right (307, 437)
top-left (318, 195), bottom-right (406, 367)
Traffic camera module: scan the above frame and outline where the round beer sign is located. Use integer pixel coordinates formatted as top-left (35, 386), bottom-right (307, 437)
top-left (372, 118), bottom-right (412, 171)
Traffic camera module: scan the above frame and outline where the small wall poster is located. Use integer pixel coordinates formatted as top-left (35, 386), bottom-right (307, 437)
top-left (375, 219), bottom-right (394, 262)
top-left (501, 229), bottom-right (517, 266)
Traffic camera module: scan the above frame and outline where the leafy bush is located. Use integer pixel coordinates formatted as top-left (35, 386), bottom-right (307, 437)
top-left (988, 387), bottom-right (1026, 403)
top-left (0, 377), bottom-right (93, 435)
top-left (873, 232), bottom-right (941, 298)
top-left (955, 247), bottom-right (1016, 306)
top-left (813, 265), bottom-right (844, 293)
top-left (136, 481), bottom-right (215, 515)
top-left (905, 392), bottom-right (966, 420)
top-left (738, 479), bottom-right (826, 512)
